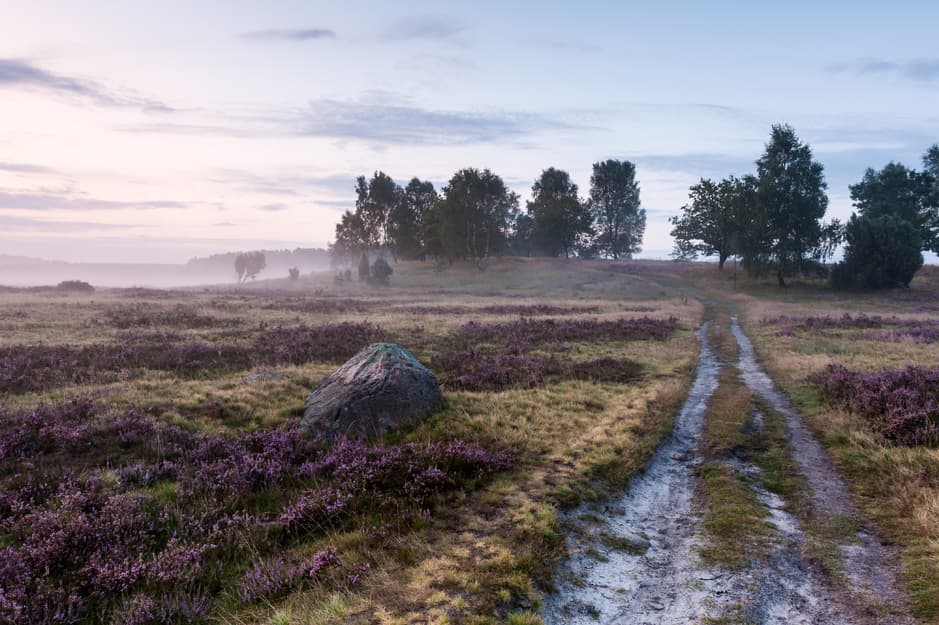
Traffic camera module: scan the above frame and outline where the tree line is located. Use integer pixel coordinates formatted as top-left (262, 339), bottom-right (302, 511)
top-left (329, 161), bottom-right (647, 269)
top-left (670, 125), bottom-right (939, 288)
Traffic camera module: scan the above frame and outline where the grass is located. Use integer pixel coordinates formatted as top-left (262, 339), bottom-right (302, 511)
top-left (696, 313), bottom-right (775, 571)
top-left (0, 258), bottom-right (702, 624)
top-left (700, 264), bottom-right (939, 619)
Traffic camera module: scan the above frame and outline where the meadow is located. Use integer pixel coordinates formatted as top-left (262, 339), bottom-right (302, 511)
top-left (0, 259), bottom-right (700, 625)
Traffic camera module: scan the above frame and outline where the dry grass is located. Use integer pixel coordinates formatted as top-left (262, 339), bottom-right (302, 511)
top-left (721, 271), bottom-right (939, 620)
top-left (0, 258), bottom-right (702, 625)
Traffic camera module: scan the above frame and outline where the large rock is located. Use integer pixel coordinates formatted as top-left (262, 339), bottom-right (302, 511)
top-left (302, 342), bottom-right (442, 440)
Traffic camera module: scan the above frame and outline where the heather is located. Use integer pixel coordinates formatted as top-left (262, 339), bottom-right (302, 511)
top-left (0, 321), bottom-right (384, 394)
top-left (457, 316), bottom-right (678, 348)
top-left (0, 397), bottom-right (511, 624)
top-left (816, 364), bottom-right (939, 446)
top-left (400, 303), bottom-right (600, 316)
top-left (102, 304), bottom-right (236, 329)
top-left (764, 313), bottom-right (939, 340)
top-left (433, 350), bottom-right (643, 392)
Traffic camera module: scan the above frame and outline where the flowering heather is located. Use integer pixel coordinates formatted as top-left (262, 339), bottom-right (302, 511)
top-left (762, 313), bottom-right (900, 331)
top-left (867, 326), bottom-right (939, 344)
top-left (400, 304), bottom-right (600, 316)
top-left (458, 316), bottom-right (678, 347)
top-left (261, 298), bottom-right (376, 314)
top-left (0, 398), bottom-right (511, 623)
top-left (255, 321), bottom-right (384, 364)
top-left (103, 304), bottom-right (234, 329)
top-left (433, 350), bottom-right (644, 391)
top-left (816, 364), bottom-right (939, 446)
top-left (570, 357), bottom-right (643, 383)
top-left (433, 350), bottom-right (561, 391)
top-left (0, 321), bottom-right (386, 394)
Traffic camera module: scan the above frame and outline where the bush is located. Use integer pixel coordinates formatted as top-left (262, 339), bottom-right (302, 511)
top-left (370, 258), bottom-right (393, 285)
top-left (831, 214), bottom-right (923, 289)
top-left (357, 253), bottom-right (370, 282)
top-left (56, 280), bottom-right (94, 293)
top-left (288, 267), bottom-right (300, 281)
top-left (816, 364), bottom-right (939, 446)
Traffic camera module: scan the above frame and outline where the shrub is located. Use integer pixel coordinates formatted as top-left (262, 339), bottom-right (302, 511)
top-left (56, 280), bottom-right (94, 293)
top-left (288, 267), bottom-right (300, 281)
top-left (816, 364), bottom-right (939, 446)
top-left (0, 398), bottom-right (512, 623)
top-left (370, 257), bottom-right (393, 285)
top-left (831, 214), bottom-right (923, 289)
top-left (357, 253), bottom-right (370, 281)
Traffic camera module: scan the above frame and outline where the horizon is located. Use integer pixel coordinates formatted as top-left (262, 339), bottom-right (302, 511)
top-left (2, 1), bottom-right (938, 265)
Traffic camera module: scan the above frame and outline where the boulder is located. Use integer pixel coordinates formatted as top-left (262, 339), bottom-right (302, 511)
top-left (302, 342), bottom-right (442, 440)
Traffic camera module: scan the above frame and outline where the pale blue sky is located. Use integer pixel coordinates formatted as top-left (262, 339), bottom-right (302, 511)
top-left (1, 0), bottom-right (937, 262)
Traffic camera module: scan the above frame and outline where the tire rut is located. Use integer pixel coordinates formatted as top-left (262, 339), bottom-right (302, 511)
top-left (541, 317), bottom-right (915, 624)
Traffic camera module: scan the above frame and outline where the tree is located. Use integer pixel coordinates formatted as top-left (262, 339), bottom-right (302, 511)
top-left (509, 213), bottom-right (535, 257)
top-left (925, 144), bottom-right (939, 182)
top-left (357, 252), bottom-right (370, 281)
top-left (527, 168), bottom-right (593, 258)
top-left (831, 214), bottom-right (923, 289)
top-left (438, 168), bottom-right (519, 267)
top-left (331, 210), bottom-right (367, 266)
top-left (753, 124), bottom-right (829, 286)
top-left (850, 162), bottom-right (939, 254)
top-left (354, 172), bottom-right (401, 251)
top-left (234, 251), bottom-right (266, 283)
top-left (288, 267), bottom-right (300, 281)
top-left (669, 176), bottom-right (741, 270)
top-left (388, 178), bottom-right (437, 260)
top-left (370, 257), bottom-right (393, 285)
top-left (588, 159), bottom-right (645, 259)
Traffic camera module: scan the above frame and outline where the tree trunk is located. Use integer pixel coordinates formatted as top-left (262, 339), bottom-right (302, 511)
top-left (718, 254), bottom-right (727, 271)
top-left (777, 267), bottom-right (786, 287)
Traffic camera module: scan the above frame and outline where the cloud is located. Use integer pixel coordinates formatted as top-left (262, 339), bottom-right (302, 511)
top-left (0, 58), bottom-right (172, 111)
top-left (525, 39), bottom-right (603, 54)
top-left (0, 189), bottom-right (187, 211)
top-left (381, 17), bottom-right (465, 42)
top-left (293, 96), bottom-right (571, 145)
top-left (0, 215), bottom-right (132, 232)
top-left (0, 161), bottom-right (56, 174)
top-left (258, 202), bottom-right (287, 212)
top-left (239, 28), bottom-right (335, 41)
top-left (828, 58), bottom-right (939, 83)
top-left (630, 152), bottom-right (755, 177)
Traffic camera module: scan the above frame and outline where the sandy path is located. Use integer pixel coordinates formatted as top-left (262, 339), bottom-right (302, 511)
top-left (542, 318), bottom-right (915, 624)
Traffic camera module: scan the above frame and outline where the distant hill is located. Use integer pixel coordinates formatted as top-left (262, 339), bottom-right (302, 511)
top-left (185, 248), bottom-right (331, 279)
top-left (0, 248), bottom-right (332, 288)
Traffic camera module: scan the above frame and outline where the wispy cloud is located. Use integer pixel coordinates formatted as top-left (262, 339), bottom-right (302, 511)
top-left (239, 28), bottom-right (335, 42)
top-left (828, 58), bottom-right (939, 84)
top-left (258, 202), bottom-right (287, 212)
top-left (0, 189), bottom-right (187, 211)
top-left (0, 161), bottom-right (56, 174)
top-left (292, 96), bottom-right (571, 145)
top-left (0, 215), bottom-right (132, 232)
top-left (381, 17), bottom-right (465, 42)
top-left (0, 58), bottom-right (173, 111)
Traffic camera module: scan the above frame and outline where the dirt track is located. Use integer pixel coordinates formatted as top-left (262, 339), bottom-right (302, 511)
top-left (543, 315), bottom-right (914, 624)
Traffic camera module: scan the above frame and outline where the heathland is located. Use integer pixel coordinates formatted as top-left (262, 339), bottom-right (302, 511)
top-left (0, 258), bottom-right (937, 625)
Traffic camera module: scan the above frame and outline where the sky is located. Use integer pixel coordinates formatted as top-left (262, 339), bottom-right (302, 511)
top-left (1, 0), bottom-right (938, 264)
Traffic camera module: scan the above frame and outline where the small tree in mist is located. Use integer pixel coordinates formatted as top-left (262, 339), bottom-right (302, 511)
top-left (288, 267), bottom-right (300, 281)
top-left (234, 251), bottom-right (266, 283)
top-left (358, 252), bottom-right (371, 281)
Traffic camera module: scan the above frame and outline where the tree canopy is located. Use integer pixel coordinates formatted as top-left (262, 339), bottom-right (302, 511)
top-left (753, 124), bottom-right (829, 285)
top-left (527, 168), bottom-right (593, 258)
top-left (831, 214), bottom-right (923, 289)
top-left (588, 159), bottom-right (646, 259)
top-left (438, 168), bottom-right (519, 266)
top-left (849, 162), bottom-right (939, 254)
top-left (669, 177), bottom-right (743, 270)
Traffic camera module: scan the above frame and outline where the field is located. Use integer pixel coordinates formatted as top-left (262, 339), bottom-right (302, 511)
top-left (3, 258), bottom-right (939, 624)
top-left (0, 259), bottom-right (701, 625)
